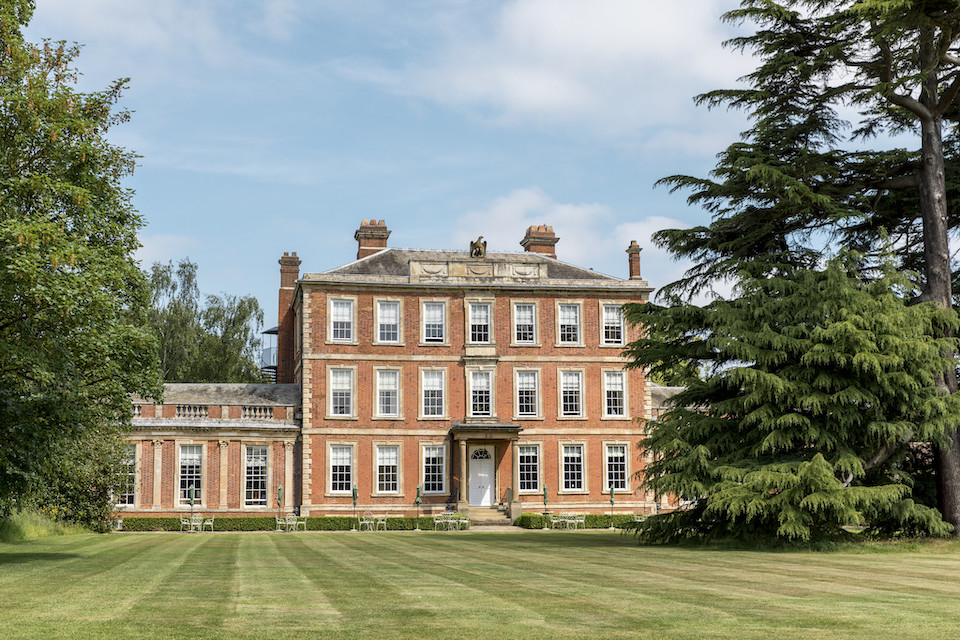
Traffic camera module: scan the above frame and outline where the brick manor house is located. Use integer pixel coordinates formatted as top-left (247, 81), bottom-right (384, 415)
top-left (120, 221), bottom-right (671, 520)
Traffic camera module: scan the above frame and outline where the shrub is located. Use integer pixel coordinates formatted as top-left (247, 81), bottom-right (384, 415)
top-left (513, 513), bottom-right (638, 529)
top-left (0, 510), bottom-right (88, 543)
top-left (119, 515), bottom-right (437, 532)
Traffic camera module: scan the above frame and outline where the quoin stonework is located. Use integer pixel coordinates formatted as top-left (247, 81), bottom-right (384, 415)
top-left (120, 221), bottom-right (678, 521)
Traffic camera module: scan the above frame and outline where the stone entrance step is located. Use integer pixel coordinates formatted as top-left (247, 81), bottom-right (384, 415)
top-left (464, 506), bottom-right (513, 527)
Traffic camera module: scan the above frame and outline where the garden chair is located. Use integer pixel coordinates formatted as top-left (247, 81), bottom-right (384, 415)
top-left (179, 516), bottom-right (191, 532)
top-left (202, 516), bottom-right (215, 532)
top-left (358, 512), bottom-right (376, 532)
top-left (275, 516), bottom-right (287, 532)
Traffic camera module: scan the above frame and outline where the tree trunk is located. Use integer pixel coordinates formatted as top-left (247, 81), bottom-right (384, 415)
top-left (917, 30), bottom-right (960, 533)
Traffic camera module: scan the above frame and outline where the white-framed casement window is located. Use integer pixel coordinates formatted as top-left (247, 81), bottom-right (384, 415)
top-left (115, 443), bottom-right (137, 507)
top-left (605, 443), bottom-right (628, 492)
top-left (559, 370), bottom-right (583, 418)
top-left (422, 300), bottom-right (446, 344)
top-left (469, 370), bottom-right (493, 417)
top-left (515, 370), bottom-right (539, 418)
top-left (375, 299), bottom-right (402, 344)
top-left (420, 369), bottom-right (446, 418)
top-left (329, 443), bottom-right (354, 494)
top-left (376, 444), bottom-right (400, 494)
top-left (518, 444), bottom-right (540, 493)
top-left (422, 444), bottom-right (446, 494)
top-left (468, 302), bottom-right (492, 344)
top-left (604, 370), bottom-right (626, 417)
top-left (178, 444), bottom-right (203, 505)
top-left (329, 367), bottom-right (355, 418)
top-left (557, 302), bottom-right (582, 345)
top-left (561, 443), bottom-right (585, 492)
top-left (376, 368), bottom-right (401, 418)
top-left (601, 303), bottom-right (625, 346)
top-left (329, 298), bottom-right (356, 343)
top-left (244, 445), bottom-right (268, 507)
top-left (512, 302), bottom-right (537, 345)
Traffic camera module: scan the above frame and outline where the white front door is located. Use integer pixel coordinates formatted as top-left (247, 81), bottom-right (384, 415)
top-left (468, 446), bottom-right (494, 506)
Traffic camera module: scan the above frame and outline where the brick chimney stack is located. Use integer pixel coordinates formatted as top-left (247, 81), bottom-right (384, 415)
top-left (520, 224), bottom-right (559, 259)
top-left (354, 219), bottom-right (391, 260)
top-left (626, 240), bottom-right (642, 279)
top-left (277, 251), bottom-right (301, 384)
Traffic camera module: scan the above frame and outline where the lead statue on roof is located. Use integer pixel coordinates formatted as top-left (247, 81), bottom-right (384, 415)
top-left (470, 236), bottom-right (487, 258)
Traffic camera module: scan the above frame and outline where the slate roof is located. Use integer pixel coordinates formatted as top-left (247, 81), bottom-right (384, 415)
top-left (134, 383), bottom-right (300, 406)
top-left (324, 248), bottom-right (618, 281)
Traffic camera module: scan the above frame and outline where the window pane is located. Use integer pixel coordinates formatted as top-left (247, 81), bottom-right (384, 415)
top-left (514, 303), bottom-right (535, 343)
top-left (470, 303), bottom-right (490, 343)
top-left (559, 304), bottom-right (580, 343)
top-left (561, 371), bottom-right (581, 416)
top-left (245, 445), bottom-right (268, 506)
top-left (519, 445), bottom-right (539, 492)
top-left (424, 302), bottom-right (445, 342)
top-left (116, 444), bottom-right (136, 506)
top-left (377, 445), bottom-right (399, 493)
top-left (423, 445), bottom-right (445, 493)
top-left (378, 370), bottom-right (399, 417)
top-left (378, 301), bottom-right (399, 342)
top-left (605, 371), bottom-right (624, 416)
top-left (603, 305), bottom-right (624, 344)
top-left (471, 371), bottom-right (491, 416)
top-left (563, 444), bottom-right (583, 491)
top-left (179, 444), bottom-right (202, 504)
top-left (607, 444), bottom-right (627, 491)
top-left (331, 369), bottom-right (353, 416)
top-left (332, 300), bottom-right (353, 341)
top-left (517, 371), bottom-right (538, 416)
top-left (331, 445), bottom-right (352, 492)
top-left (422, 370), bottom-right (444, 416)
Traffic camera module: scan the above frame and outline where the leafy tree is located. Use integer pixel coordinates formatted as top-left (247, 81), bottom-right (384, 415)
top-left (149, 259), bottom-right (265, 383)
top-left (626, 259), bottom-right (960, 542)
top-left (0, 1), bottom-right (161, 524)
top-left (653, 1), bottom-right (960, 529)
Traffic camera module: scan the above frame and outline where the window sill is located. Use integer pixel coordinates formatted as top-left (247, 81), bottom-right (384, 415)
top-left (514, 415), bottom-right (541, 421)
top-left (601, 415), bottom-right (631, 421)
top-left (325, 415), bottom-right (359, 421)
top-left (373, 341), bottom-right (405, 347)
top-left (419, 342), bottom-right (450, 347)
top-left (418, 415), bottom-right (449, 421)
top-left (326, 340), bottom-right (359, 346)
top-left (558, 490), bottom-right (588, 495)
top-left (555, 343), bottom-right (584, 348)
top-left (557, 415), bottom-right (587, 420)
top-left (373, 416), bottom-right (405, 421)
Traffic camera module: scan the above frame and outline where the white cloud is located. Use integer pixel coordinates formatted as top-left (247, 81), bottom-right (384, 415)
top-left (345, 0), bottom-right (753, 138)
top-left (452, 188), bottom-right (692, 288)
top-left (135, 233), bottom-right (199, 266)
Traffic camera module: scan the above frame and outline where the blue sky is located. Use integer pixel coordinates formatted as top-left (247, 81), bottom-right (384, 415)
top-left (27, 0), bottom-right (754, 328)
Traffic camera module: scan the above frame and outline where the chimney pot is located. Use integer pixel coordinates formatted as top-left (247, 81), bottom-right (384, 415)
top-left (626, 240), bottom-right (642, 279)
top-left (520, 224), bottom-right (559, 258)
top-left (355, 219), bottom-right (391, 260)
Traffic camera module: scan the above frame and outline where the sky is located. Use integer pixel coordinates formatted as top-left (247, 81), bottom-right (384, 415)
top-left (26, 0), bottom-right (757, 329)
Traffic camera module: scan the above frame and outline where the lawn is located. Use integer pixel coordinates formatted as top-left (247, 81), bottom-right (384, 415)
top-left (1, 530), bottom-right (959, 640)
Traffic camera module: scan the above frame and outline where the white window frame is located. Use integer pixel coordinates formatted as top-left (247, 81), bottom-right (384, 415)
top-left (514, 368), bottom-right (541, 419)
top-left (115, 442), bottom-right (138, 507)
top-left (327, 442), bottom-right (355, 495)
top-left (559, 442), bottom-right (587, 494)
top-left (556, 301), bottom-right (583, 346)
top-left (177, 442), bottom-right (206, 508)
top-left (328, 296), bottom-right (358, 344)
top-left (558, 369), bottom-right (584, 418)
top-left (244, 444), bottom-right (269, 508)
top-left (600, 301), bottom-right (627, 347)
top-left (518, 442), bottom-right (541, 494)
top-left (419, 367), bottom-right (447, 419)
top-left (374, 298), bottom-right (403, 345)
top-left (375, 367), bottom-right (402, 418)
top-left (603, 441), bottom-right (631, 494)
top-left (602, 369), bottom-right (629, 419)
top-left (466, 298), bottom-right (495, 345)
top-left (374, 442), bottom-right (403, 496)
top-left (420, 442), bottom-right (447, 494)
top-left (468, 369), bottom-right (495, 417)
top-left (327, 366), bottom-right (357, 419)
top-left (511, 300), bottom-right (538, 346)
top-left (420, 299), bottom-right (448, 345)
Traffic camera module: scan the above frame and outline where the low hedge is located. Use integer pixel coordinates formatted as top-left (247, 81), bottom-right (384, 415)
top-left (513, 513), bottom-right (639, 529)
top-left (120, 515), bottom-right (439, 532)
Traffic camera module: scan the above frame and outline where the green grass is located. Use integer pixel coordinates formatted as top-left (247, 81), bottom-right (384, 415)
top-left (2, 531), bottom-right (960, 639)
top-left (0, 510), bottom-right (88, 543)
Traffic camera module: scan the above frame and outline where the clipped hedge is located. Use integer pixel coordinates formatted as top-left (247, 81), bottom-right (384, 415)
top-left (513, 513), bottom-right (639, 529)
top-left (120, 515), bottom-right (439, 532)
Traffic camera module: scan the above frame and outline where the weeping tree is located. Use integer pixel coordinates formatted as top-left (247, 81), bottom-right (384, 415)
top-left (646, 1), bottom-right (960, 532)
top-left (627, 258), bottom-right (960, 542)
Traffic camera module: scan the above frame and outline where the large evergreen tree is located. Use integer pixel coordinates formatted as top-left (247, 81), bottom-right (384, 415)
top-left (0, 1), bottom-right (161, 523)
top-left (652, 0), bottom-right (960, 530)
top-left (627, 259), bottom-right (960, 541)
